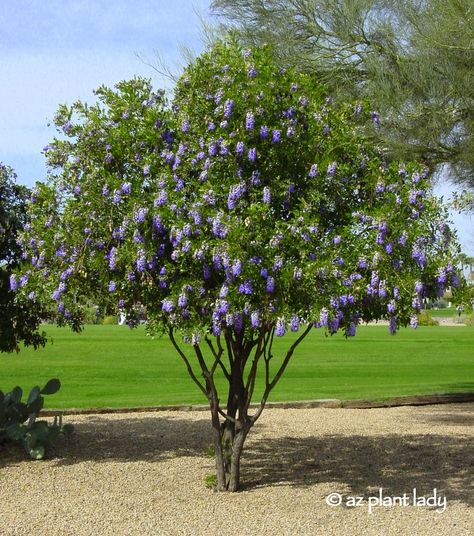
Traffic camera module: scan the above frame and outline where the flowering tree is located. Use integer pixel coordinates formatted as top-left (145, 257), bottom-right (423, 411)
top-left (0, 163), bottom-right (47, 353)
top-left (15, 40), bottom-right (466, 491)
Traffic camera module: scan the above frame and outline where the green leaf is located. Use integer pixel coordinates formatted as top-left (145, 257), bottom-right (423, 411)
top-left (31, 421), bottom-right (50, 442)
top-left (9, 386), bottom-right (23, 404)
top-left (29, 445), bottom-right (45, 460)
top-left (41, 378), bottom-right (61, 395)
top-left (27, 386), bottom-right (41, 406)
top-left (6, 422), bottom-right (25, 441)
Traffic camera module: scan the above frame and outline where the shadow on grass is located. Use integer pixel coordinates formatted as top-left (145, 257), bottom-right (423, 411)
top-left (1, 407), bottom-right (472, 506)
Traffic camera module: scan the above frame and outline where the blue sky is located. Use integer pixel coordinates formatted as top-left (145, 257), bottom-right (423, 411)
top-left (1, 0), bottom-right (472, 253)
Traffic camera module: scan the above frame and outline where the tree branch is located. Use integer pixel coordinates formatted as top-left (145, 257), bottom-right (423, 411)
top-left (168, 327), bottom-right (209, 400)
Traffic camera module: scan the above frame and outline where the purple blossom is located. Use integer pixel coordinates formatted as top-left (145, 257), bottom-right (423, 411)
top-left (133, 208), bottom-right (148, 224)
top-left (309, 164), bottom-right (318, 177)
top-left (162, 299), bottom-right (174, 313)
top-left (375, 182), bottom-right (385, 194)
top-left (263, 186), bottom-right (271, 204)
top-left (266, 276), bottom-right (275, 293)
top-left (113, 190), bottom-right (122, 204)
top-left (387, 300), bottom-right (397, 314)
top-left (412, 297), bottom-right (422, 312)
top-left (318, 308), bottom-right (328, 327)
top-left (410, 315), bottom-right (418, 329)
top-left (248, 65), bottom-right (257, 77)
top-left (290, 315), bottom-right (300, 332)
top-left (371, 111), bottom-right (380, 125)
top-left (208, 122), bottom-right (216, 131)
top-left (437, 269), bottom-right (447, 284)
top-left (208, 142), bottom-right (218, 157)
top-left (273, 256), bottom-right (283, 272)
top-left (181, 120), bottom-right (190, 133)
top-left (108, 281), bottom-right (116, 293)
top-left (248, 148), bottom-right (257, 162)
top-left (236, 141), bottom-right (245, 155)
top-left (28, 291), bottom-right (36, 301)
top-left (398, 231), bottom-right (408, 246)
top-left (357, 258), bottom-right (368, 269)
top-left (245, 111), bottom-right (255, 130)
top-left (329, 317), bottom-right (340, 333)
top-left (347, 322), bottom-right (356, 336)
top-left (9, 275), bottom-right (17, 291)
top-left (118, 299), bottom-right (125, 308)
top-left (108, 247), bottom-right (118, 270)
top-left (223, 99), bottom-right (234, 119)
top-left (52, 289), bottom-right (63, 301)
top-left (154, 190), bottom-right (167, 206)
top-left (212, 213), bottom-right (228, 238)
top-left (385, 242), bottom-right (393, 254)
top-left (238, 279), bottom-right (253, 295)
top-left (251, 311), bottom-right (261, 328)
top-left (389, 317), bottom-right (397, 334)
top-left (415, 281), bottom-right (423, 294)
top-left (232, 259), bottom-right (242, 277)
top-left (272, 130), bottom-right (281, 143)
top-left (412, 248), bottom-right (426, 268)
top-left (260, 125), bottom-right (269, 139)
top-left (327, 162), bottom-right (337, 176)
top-left (143, 165), bottom-right (150, 176)
top-left (275, 317), bottom-right (286, 337)
top-left (136, 250), bottom-right (147, 272)
top-left (178, 293), bottom-right (188, 308)
top-left (233, 313), bottom-right (243, 332)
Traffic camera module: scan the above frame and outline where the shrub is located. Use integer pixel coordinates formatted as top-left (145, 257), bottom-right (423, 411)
top-left (0, 378), bottom-right (73, 459)
top-left (434, 298), bottom-right (449, 309)
top-left (83, 306), bottom-right (101, 324)
top-left (464, 314), bottom-right (474, 326)
top-left (101, 315), bottom-right (118, 325)
top-left (417, 311), bottom-right (439, 326)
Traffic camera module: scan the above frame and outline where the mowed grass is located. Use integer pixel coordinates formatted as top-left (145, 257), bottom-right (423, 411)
top-left (1, 325), bottom-right (473, 409)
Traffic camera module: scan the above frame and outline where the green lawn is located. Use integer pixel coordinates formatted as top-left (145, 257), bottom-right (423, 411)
top-left (427, 307), bottom-right (464, 319)
top-left (1, 325), bottom-right (473, 409)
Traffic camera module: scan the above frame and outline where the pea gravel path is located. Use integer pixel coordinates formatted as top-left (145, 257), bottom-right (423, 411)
top-left (1, 403), bottom-right (473, 536)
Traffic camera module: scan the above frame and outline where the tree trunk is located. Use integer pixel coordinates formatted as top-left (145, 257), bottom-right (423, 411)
top-left (213, 418), bottom-right (249, 492)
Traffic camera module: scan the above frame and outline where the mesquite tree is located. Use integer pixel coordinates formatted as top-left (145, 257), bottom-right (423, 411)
top-left (14, 40), bottom-right (466, 491)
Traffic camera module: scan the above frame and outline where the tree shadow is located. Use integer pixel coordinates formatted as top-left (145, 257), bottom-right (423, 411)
top-left (0, 414), bottom-right (212, 469)
top-left (413, 403), bottom-right (474, 427)
top-left (1, 411), bottom-right (472, 507)
top-left (243, 432), bottom-right (473, 505)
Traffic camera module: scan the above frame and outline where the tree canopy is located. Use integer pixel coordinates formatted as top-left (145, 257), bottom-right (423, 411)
top-left (211, 0), bottom-right (474, 189)
top-left (13, 39), bottom-right (467, 490)
top-left (0, 164), bottom-right (46, 353)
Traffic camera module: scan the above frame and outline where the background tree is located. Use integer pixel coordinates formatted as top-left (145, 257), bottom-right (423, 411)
top-left (211, 0), bottom-right (474, 189)
top-left (14, 40), bottom-right (466, 491)
top-left (0, 164), bottom-right (47, 353)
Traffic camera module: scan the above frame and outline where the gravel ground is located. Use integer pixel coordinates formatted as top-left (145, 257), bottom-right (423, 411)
top-left (1, 403), bottom-right (473, 536)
